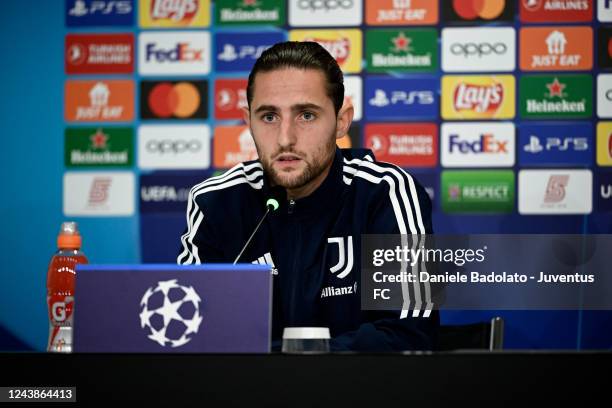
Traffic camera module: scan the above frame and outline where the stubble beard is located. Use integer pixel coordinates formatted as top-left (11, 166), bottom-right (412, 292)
top-left (256, 132), bottom-right (337, 190)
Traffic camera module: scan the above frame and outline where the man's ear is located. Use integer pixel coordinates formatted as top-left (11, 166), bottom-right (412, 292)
top-left (242, 106), bottom-right (251, 127)
top-left (336, 98), bottom-right (354, 140)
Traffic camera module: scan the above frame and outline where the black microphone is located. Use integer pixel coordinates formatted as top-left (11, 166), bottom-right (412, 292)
top-left (233, 198), bottom-right (280, 265)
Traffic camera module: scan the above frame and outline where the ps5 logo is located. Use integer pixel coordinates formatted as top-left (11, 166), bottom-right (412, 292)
top-left (524, 135), bottom-right (588, 153)
top-left (327, 236), bottom-right (353, 279)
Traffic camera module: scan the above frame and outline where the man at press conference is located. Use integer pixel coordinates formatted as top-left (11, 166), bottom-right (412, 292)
top-left (177, 41), bottom-right (438, 351)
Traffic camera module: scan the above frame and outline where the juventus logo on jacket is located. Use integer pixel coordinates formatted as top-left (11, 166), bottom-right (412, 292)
top-left (327, 236), bottom-right (353, 279)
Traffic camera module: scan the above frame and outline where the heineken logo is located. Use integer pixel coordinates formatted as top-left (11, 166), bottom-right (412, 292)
top-left (453, 83), bottom-right (503, 114)
top-left (90, 129), bottom-right (109, 149)
top-left (216, 0), bottom-right (284, 25)
top-left (65, 127), bottom-right (133, 168)
top-left (391, 32), bottom-right (411, 52)
top-left (520, 74), bottom-right (592, 119)
top-left (545, 77), bottom-right (566, 98)
top-left (366, 28), bottom-right (437, 72)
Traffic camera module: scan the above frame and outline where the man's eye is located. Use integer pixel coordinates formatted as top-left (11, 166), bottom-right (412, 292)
top-left (261, 113), bottom-right (276, 123)
top-left (301, 112), bottom-right (316, 121)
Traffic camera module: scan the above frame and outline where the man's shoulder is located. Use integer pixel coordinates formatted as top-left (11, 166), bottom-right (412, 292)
top-left (339, 148), bottom-right (427, 197)
top-left (189, 161), bottom-right (264, 207)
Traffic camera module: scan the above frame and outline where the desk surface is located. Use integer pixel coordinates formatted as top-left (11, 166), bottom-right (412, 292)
top-left (1, 352), bottom-right (610, 405)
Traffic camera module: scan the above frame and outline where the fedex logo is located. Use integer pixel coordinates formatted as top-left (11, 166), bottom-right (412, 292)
top-left (139, 32), bottom-right (210, 75)
top-left (215, 32), bottom-right (285, 72)
top-left (441, 122), bottom-right (515, 167)
top-left (145, 43), bottom-right (203, 62)
top-left (448, 134), bottom-right (508, 154)
top-left (519, 123), bottom-right (592, 166)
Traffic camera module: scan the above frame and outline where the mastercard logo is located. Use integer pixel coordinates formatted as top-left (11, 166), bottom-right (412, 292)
top-left (452, 0), bottom-right (506, 20)
top-left (141, 80), bottom-right (208, 120)
top-left (149, 82), bottom-right (200, 118)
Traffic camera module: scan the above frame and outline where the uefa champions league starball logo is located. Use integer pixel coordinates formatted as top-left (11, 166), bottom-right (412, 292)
top-left (139, 279), bottom-right (203, 348)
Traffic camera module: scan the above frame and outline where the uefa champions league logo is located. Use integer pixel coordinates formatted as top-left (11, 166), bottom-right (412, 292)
top-left (139, 279), bottom-right (203, 348)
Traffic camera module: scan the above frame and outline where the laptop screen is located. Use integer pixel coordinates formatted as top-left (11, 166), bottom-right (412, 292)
top-left (73, 264), bottom-right (272, 353)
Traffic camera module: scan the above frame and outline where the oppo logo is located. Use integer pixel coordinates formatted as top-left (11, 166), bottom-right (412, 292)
top-left (450, 42), bottom-right (507, 57)
top-left (146, 139), bottom-right (202, 154)
top-left (297, 0), bottom-right (353, 11)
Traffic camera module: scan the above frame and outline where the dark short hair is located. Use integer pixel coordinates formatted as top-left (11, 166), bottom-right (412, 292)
top-left (246, 41), bottom-right (344, 114)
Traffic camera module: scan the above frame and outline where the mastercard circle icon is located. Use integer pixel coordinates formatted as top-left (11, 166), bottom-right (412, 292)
top-left (453, 0), bottom-right (505, 20)
top-left (148, 82), bottom-right (201, 118)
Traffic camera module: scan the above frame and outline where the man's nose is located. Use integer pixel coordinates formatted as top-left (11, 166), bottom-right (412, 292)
top-left (277, 118), bottom-right (297, 149)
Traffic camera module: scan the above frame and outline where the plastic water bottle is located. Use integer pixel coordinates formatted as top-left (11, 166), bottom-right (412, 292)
top-left (47, 222), bottom-right (88, 353)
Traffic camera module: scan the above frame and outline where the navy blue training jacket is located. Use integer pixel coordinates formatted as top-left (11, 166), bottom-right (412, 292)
top-left (177, 147), bottom-right (439, 351)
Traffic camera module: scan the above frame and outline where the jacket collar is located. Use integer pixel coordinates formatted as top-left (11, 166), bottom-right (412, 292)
top-left (260, 147), bottom-right (345, 217)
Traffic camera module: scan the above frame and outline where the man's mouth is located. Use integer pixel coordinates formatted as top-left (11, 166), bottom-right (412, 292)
top-left (275, 154), bottom-right (302, 163)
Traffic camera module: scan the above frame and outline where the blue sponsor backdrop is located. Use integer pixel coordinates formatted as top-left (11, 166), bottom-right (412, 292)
top-left (1, 0), bottom-right (612, 352)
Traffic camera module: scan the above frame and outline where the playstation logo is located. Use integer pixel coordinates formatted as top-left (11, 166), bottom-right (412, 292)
top-left (524, 135), bottom-right (544, 153)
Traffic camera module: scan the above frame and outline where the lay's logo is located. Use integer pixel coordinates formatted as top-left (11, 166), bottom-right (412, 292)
top-left (289, 29), bottom-right (362, 73)
top-left (139, 0), bottom-right (210, 27)
top-left (306, 37), bottom-right (350, 65)
top-left (442, 75), bottom-right (515, 120)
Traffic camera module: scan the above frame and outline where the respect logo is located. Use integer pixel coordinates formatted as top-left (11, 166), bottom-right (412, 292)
top-left (441, 75), bottom-right (515, 120)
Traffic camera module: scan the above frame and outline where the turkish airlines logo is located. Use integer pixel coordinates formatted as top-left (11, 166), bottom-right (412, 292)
top-left (65, 33), bottom-right (134, 74)
top-left (364, 123), bottom-right (437, 167)
top-left (520, 0), bottom-right (592, 23)
top-left (214, 79), bottom-right (247, 120)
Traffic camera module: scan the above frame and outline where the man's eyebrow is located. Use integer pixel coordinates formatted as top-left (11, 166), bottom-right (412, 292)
top-left (253, 105), bottom-right (278, 114)
top-left (253, 103), bottom-right (324, 114)
top-left (292, 103), bottom-right (323, 112)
